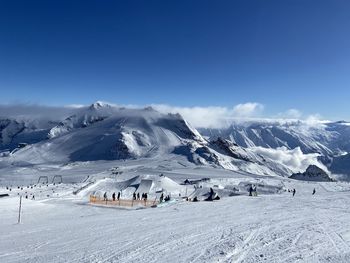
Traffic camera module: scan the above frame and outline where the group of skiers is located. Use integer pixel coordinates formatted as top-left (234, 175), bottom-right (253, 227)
top-left (132, 192), bottom-right (148, 201)
top-left (103, 191), bottom-right (150, 202)
top-left (104, 191), bottom-right (121, 201)
top-left (159, 192), bottom-right (171, 202)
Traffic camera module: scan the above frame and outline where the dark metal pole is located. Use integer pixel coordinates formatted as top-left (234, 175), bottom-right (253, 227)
top-left (18, 195), bottom-right (22, 224)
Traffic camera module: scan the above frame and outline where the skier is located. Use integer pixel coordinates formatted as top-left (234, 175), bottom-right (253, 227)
top-left (103, 192), bottom-right (107, 201)
top-left (117, 191), bottom-right (121, 200)
top-left (312, 188), bottom-right (316, 195)
top-left (292, 188), bottom-right (296, 197)
top-left (253, 185), bottom-right (257, 196)
top-left (248, 185), bottom-right (253, 196)
top-left (112, 192), bottom-right (116, 201)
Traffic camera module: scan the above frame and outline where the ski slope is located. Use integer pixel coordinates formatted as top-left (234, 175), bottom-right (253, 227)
top-left (1, 165), bottom-right (350, 263)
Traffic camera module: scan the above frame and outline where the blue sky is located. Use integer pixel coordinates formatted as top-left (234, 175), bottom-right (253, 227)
top-left (0, 0), bottom-right (349, 120)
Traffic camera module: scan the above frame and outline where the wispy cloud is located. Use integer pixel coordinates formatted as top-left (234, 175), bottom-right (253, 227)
top-left (0, 101), bottom-right (330, 129)
top-left (152, 102), bottom-right (264, 128)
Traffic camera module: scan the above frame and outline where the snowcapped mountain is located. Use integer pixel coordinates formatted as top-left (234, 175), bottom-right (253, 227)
top-left (199, 121), bottom-right (343, 155)
top-left (1, 102), bottom-right (350, 178)
top-left (3, 103), bottom-right (212, 164)
top-left (200, 120), bottom-right (350, 176)
top-left (0, 118), bottom-right (57, 154)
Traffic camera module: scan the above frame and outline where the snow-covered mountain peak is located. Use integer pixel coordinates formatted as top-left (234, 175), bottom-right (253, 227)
top-left (88, 101), bottom-right (113, 111)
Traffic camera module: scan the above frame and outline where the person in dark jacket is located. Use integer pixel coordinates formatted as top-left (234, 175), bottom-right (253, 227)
top-left (292, 188), bottom-right (296, 197)
top-left (312, 188), bottom-right (316, 195)
top-left (133, 192), bottom-right (136, 200)
top-left (248, 185), bottom-right (253, 196)
top-left (117, 191), bottom-right (121, 200)
top-left (103, 192), bottom-right (107, 201)
top-left (160, 193), bottom-right (164, 202)
top-left (112, 192), bottom-right (116, 201)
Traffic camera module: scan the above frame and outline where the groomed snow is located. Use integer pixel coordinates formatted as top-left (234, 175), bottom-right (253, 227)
top-left (1, 163), bottom-right (350, 263)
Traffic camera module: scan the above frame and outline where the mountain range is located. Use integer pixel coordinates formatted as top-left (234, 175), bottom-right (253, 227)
top-left (1, 102), bottom-right (349, 179)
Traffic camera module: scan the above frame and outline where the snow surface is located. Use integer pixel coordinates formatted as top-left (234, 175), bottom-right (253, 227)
top-left (1, 103), bottom-right (350, 262)
top-left (1, 160), bottom-right (350, 263)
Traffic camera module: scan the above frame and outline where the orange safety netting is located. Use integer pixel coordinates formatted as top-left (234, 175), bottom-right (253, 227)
top-left (89, 195), bottom-right (158, 207)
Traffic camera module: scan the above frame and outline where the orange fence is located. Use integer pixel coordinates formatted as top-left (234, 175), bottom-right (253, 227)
top-left (89, 195), bottom-right (158, 207)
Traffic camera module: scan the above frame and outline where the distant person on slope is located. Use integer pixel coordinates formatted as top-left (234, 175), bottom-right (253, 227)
top-left (117, 191), bottom-right (121, 200)
top-left (252, 185), bottom-right (257, 196)
top-left (292, 189), bottom-right (296, 197)
top-left (133, 192), bottom-right (136, 200)
top-left (112, 192), bottom-right (116, 201)
top-left (248, 185), bottom-right (253, 196)
top-left (160, 193), bottom-right (164, 203)
top-left (312, 188), bottom-right (316, 195)
top-left (103, 192), bottom-right (107, 201)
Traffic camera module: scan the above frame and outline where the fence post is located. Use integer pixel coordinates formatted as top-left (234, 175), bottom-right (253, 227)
top-left (18, 195), bottom-right (22, 224)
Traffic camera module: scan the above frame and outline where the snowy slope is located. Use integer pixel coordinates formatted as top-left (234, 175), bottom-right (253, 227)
top-left (6, 104), bottom-right (206, 164)
top-left (2, 165), bottom-right (350, 263)
top-left (199, 120), bottom-right (350, 156)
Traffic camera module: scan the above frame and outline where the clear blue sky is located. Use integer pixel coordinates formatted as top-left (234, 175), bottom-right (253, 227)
top-left (0, 0), bottom-right (349, 119)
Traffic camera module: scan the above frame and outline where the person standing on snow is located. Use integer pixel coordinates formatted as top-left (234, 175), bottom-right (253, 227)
top-left (252, 185), bottom-right (257, 196)
top-left (112, 192), bottom-right (116, 201)
top-left (103, 192), bottom-right (107, 201)
top-left (117, 191), bottom-right (121, 200)
top-left (160, 193), bottom-right (164, 203)
top-left (312, 188), bottom-right (316, 195)
top-left (248, 185), bottom-right (253, 196)
top-left (292, 189), bottom-right (296, 197)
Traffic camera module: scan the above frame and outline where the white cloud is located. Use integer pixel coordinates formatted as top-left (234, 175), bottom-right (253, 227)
top-left (152, 102), bottom-right (264, 128)
top-left (0, 101), bottom-right (330, 129)
top-left (251, 146), bottom-right (329, 174)
top-left (0, 103), bottom-right (75, 120)
top-left (232, 103), bottom-right (264, 118)
top-left (281, 109), bottom-right (303, 119)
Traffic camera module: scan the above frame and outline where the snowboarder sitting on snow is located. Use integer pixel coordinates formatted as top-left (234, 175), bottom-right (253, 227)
top-left (164, 195), bottom-right (170, 202)
top-left (193, 196), bottom-right (199, 202)
top-left (312, 188), bottom-right (316, 195)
